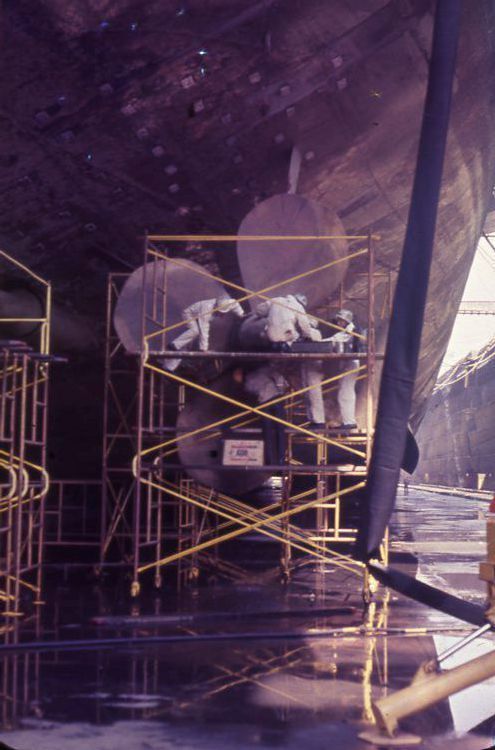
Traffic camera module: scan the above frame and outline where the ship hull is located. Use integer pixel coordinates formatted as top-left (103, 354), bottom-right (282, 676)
top-left (414, 341), bottom-right (495, 491)
top-left (1, 1), bottom-right (495, 474)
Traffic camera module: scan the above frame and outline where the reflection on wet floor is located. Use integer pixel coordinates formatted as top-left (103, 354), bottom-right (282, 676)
top-left (1, 489), bottom-right (495, 749)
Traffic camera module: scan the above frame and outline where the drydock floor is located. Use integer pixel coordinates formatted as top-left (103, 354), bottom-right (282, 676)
top-left (2, 488), bottom-right (494, 750)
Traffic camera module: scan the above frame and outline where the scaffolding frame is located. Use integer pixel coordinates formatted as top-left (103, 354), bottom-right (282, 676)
top-left (99, 233), bottom-right (390, 594)
top-left (139, 233), bottom-right (388, 593)
top-left (100, 273), bottom-right (139, 571)
top-left (0, 249), bottom-right (51, 642)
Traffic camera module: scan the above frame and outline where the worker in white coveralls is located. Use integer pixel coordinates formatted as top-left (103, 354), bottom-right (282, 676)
top-left (165, 295), bottom-right (244, 371)
top-left (324, 308), bottom-right (361, 429)
top-left (258, 294), bottom-right (325, 428)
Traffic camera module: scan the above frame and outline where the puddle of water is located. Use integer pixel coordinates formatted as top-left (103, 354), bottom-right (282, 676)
top-left (1, 488), bottom-right (494, 748)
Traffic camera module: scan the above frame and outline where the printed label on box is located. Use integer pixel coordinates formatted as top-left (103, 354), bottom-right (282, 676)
top-left (222, 440), bottom-right (264, 466)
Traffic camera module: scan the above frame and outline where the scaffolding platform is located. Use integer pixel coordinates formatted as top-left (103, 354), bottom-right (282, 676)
top-left (99, 233), bottom-right (390, 596)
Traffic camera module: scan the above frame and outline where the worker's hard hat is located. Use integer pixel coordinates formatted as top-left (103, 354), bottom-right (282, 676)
top-left (336, 308), bottom-right (353, 324)
top-left (295, 293), bottom-right (308, 307)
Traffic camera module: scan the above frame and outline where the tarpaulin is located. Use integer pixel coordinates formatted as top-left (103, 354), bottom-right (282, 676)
top-left (355, 0), bottom-right (462, 560)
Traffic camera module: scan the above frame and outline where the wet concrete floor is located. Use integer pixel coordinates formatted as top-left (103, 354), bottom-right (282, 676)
top-left (2, 488), bottom-right (495, 749)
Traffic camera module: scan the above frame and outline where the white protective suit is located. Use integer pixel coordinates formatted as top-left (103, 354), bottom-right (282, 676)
top-left (260, 295), bottom-right (320, 344)
top-left (258, 295), bottom-right (325, 424)
top-left (326, 321), bottom-right (359, 426)
top-left (165, 297), bottom-right (244, 371)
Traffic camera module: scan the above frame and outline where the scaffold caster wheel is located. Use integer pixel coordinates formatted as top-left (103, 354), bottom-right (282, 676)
top-left (131, 580), bottom-right (140, 598)
top-left (358, 730), bottom-right (421, 746)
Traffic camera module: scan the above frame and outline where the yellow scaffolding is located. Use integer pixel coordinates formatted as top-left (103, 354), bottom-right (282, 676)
top-left (0, 249), bottom-right (52, 642)
top-left (101, 233), bottom-right (389, 595)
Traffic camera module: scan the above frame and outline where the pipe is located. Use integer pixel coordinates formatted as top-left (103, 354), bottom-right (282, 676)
top-left (92, 606), bottom-right (357, 628)
top-left (373, 648), bottom-right (495, 736)
top-left (0, 625), bottom-right (474, 655)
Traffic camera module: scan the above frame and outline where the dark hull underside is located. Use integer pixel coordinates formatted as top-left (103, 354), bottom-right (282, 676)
top-left (1, 1), bottom-right (495, 474)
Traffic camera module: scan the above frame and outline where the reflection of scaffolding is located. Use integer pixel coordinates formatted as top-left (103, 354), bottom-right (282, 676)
top-left (101, 233), bottom-right (389, 594)
top-left (0, 592), bottom-right (390, 730)
top-left (87, 592), bottom-right (390, 723)
top-left (0, 652), bottom-right (40, 729)
top-left (0, 250), bottom-right (52, 641)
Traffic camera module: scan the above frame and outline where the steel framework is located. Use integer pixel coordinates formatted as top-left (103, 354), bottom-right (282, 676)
top-left (0, 250), bottom-right (52, 642)
top-left (101, 233), bottom-right (389, 595)
top-left (100, 273), bottom-right (138, 572)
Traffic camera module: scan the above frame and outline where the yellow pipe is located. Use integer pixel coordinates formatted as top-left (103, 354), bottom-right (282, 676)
top-left (137, 478), bottom-right (364, 572)
top-left (146, 248), bottom-right (367, 341)
top-left (140, 362), bottom-right (367, 459)
top-left (0, 318), bottom-right (48, 323)
top-left (157, 370), bottom-right (365, 459)
top-left (157, 374), bottom-right (365, 460)
top-left (166, 478), bottom-right (361, 569)
top-left (147, 234), bottom-right (380, 242)
top-left (0, 249), bottom-right (50, 287)
top-left (139, 481), bottom-right (361, 575)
